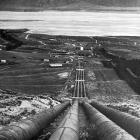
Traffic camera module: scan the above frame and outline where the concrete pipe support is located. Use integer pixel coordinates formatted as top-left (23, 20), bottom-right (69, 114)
top-left (0, 101), bottom-right (70, 140)
top-left (49, 100), bottom-right (79, 140)
top-left (90, 100), bottom-right (140, 139)
top-left (82, 102), bottom-right (136, 140)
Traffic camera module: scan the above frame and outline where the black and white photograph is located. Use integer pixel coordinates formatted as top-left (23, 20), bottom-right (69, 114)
top-left (0, 0), bottom-right (140, 140)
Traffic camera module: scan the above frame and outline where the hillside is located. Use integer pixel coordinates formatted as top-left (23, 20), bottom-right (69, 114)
top-left (0, 0), bottom-right (140, 11)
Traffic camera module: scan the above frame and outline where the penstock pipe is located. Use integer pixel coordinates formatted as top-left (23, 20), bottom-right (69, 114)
top-left (90, 100), bottom-right (140, 139)
top-left (0, 101), bottom-right (70, 140)
top-left (82, 101), bottom-right (136, 140)
top-left (49, 100), bottom-right (79, 140)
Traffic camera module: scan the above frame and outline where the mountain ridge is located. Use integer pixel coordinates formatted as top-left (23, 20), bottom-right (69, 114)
top-left (0, 0), bottom-right (140, 11)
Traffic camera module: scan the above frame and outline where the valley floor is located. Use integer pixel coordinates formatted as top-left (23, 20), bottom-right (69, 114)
top-left (0, 29), bottom-right (140, 139)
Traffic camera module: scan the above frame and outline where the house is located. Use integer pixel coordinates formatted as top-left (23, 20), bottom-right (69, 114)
top-left (0, 60), bottom-right (7, 64)
top-left (49, 63), bottom-right (63, 67)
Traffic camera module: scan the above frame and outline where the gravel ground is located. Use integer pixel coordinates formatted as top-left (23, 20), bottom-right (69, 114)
top-left (86, 66), bottom-right (140, 118)
top-left (0, 89), bottom-right (60, 127)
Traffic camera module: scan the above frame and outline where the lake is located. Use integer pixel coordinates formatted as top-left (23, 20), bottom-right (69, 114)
top-left (0, 11), bottom-right (140, 36)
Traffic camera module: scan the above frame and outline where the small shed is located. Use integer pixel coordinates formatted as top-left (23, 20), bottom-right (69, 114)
top-left (43, 59), bottom-right (49, 62)
top-left (80, 47), bottom-right (84, 51)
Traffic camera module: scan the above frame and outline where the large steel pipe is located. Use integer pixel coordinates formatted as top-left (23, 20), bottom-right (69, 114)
top-left (90, 100), bottom-right (140, 139)
top-left (82, 102), bottom-right (136, 140)
top-left (0, 101), bottom-right (70, 140)
top-left (49, 100), bottom-right (79, 140)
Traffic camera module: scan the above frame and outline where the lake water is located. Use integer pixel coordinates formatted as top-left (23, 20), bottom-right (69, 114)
top-left (0, 11), bottom-right (140, 36)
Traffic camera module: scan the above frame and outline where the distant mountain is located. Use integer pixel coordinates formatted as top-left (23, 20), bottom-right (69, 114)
top-left (0, 0), bottom-right (140, 11)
